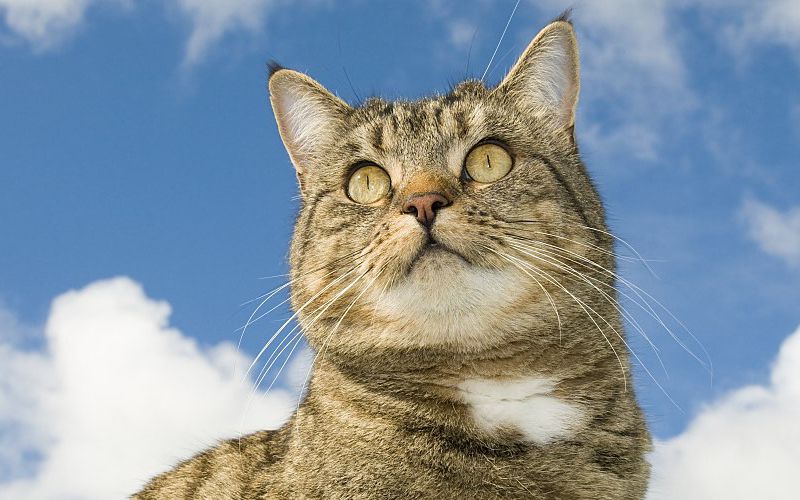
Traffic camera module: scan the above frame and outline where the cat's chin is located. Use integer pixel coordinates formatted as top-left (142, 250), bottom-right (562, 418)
top-left (372, 249), bottom-right (527, 346)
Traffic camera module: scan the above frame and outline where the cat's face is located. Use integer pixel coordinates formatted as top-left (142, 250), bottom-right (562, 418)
top-left (270, 21), bottom-right (614, 363)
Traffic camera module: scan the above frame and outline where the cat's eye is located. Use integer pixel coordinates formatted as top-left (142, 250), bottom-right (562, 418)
top-left (347, 164), bottom-right (391, 204)
top-left (464, 142), bottom-right (513, 183)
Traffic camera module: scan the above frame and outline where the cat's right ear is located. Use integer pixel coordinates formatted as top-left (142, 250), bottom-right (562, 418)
top-left (269, 67), bottom-right (350, 190)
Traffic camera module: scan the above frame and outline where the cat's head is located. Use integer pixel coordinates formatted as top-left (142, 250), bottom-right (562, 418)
top-left (269, 19), bottom-right (615, 369)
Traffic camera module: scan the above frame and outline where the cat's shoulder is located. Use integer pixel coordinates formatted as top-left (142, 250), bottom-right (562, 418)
top-left (132, 428), bottom-right (288, 499)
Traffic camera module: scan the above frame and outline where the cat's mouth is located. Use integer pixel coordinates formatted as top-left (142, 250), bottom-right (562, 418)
top-left (407, 238), bottom-right (469, 273)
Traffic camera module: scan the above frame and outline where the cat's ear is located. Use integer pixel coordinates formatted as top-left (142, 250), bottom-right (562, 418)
top-left (493, 19), bottom-right (579, 131)
top-left (269, 67), bottom-right (350, 189)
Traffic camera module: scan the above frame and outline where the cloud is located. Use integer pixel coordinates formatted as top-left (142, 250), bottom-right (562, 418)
top-left (419, 0), bottom-right (800, 166)
top-left (698, 0), bottom-right (800, 59)
top-left (0, 0), bottom-right (276, 65)
top-left (741, 198), bottom-right (800, 267)
top-left (429, 0), bottom-right (696, 162)
top-left (648, 324), bottom-right (800, 499)
top-left (0, 277), bottom-right (294, 499)
top-left (529, 0), bottom-right (693, 163)
top-left (0, 0), bottom-right (98, 51)
top-left (172, 0), bottom-right (273, 67)
top-left (4, 277), bottom-right (799, 499)
top-left (446, 18), bottom-right (476, 51)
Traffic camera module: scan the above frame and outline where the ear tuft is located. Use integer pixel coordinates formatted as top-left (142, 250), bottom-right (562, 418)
top-left (266, 60), bottom-right (285, 78)
top-left (552, 8), bottom-right (573, 25)
top-left (494, 20), bottom-right (580, 130)
top-left (268, 69), bottom-right (349, 185)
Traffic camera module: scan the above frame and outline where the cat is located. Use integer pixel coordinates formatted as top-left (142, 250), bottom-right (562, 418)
top-left (134, 14), bottom-right (651, 500)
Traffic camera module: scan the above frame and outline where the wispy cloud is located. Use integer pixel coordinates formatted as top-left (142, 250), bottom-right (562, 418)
top-left (648, 324), bottom-right (800, 499)
top-left (530, 0), bottom-right (693, 163)
top-left (699, 0), bottom-right (800, 59)
top-left (0, 277), bottom-right (294, 499)
top-left (0, 0), bottom-right (278, 65)
top-left (0, 0), bottom-right (102, 51)
top-left (446, 18), bottom-right (476, 51)
top-left (741, 198), bottom-right (800, 268)
top-left (173, 0), bottom-right (274, 68)
top-left (433, 0), bottom-right (796, 166)
top-left (5, 278), bottom-right (800, 498)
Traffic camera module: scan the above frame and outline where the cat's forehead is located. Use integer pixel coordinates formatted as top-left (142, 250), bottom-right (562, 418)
top-left (345, 81), bottom-right (495, 163)
top-left (360, 79), bottom-right (486, 110)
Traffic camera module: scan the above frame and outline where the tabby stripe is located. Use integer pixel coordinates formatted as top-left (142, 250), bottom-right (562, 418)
top-left (532, 154), bottom-right (596, 236)
top-left (296, 190), bottom-right (332, 271)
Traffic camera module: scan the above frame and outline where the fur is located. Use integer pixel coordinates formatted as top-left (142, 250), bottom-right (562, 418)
top-left (135, 18), bottom-right (651, 499)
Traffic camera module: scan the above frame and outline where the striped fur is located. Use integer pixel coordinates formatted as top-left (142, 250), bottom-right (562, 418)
top-left (135, 18), bottom-right (651, 499)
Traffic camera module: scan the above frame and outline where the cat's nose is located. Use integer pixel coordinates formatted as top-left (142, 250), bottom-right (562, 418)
top-left (402, 192), bottom-right (451, 228)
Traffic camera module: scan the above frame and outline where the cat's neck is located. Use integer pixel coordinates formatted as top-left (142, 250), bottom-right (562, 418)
top-left (289, 354), bottom-right (608, 470)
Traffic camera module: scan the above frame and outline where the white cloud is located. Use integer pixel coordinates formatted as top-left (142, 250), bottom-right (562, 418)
top-left (0, 0), bottom-right (276, 65)
top-left (2, 280), bottom-right (799, 498)
top-left (649, 324), bottom-right (800, 499)
top-left (447, 18), bottom-right (476, 51)
top-left (530, 0), bottom-right (693, 163)
top-left (698, 0), bottom-right (800, 59)
top-left (0, 277), bottom-right (294, 499)
top-left (415, 0), bottom-right (800, 166)
top-left (741, 198), bottom-right (800, 267)
top-left (172, 0), bottom-right (273, 67)
top-left (428, 0), bottom-right (695, 162)
top-left (0, 0), bottom-right (98, 50)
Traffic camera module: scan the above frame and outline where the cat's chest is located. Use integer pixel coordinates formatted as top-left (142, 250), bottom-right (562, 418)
top-left (456, 376), bottom-right (583, 444)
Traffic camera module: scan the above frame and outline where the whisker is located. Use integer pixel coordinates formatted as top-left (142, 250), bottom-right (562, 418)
top-left (294, 266), bottom-right (385, 435)
top-left (464, 25), bottom-right (479, 78)
top-left (255, 272), bottom-right (291, 281)
top-left (242, 330), bottom-right (303, 423)
top-left (251, 325), bottom-right (304, 397)
top-left (262, 334), bottom-right (305, 395)
top-left (503, 243), bottom-right (682, 410)
top-left (242, 265), bottom-right (362, 382)
top-left (505, 219), bottom-right (658, 277)
top-left (240, 264), bottom-right (373, 444)
top-left (505, 233), bottom-right (712, 376)
top-left (488, 247), bottom-right (628, 390)
top-left (237, 331), bottom-right (305, 446)
top-left (234, 264), bottom-right (351, 380)
top-left (256, 262), bottom-right (369, 394)
top-left (480, 244), bottom-right (562, 343)
top-left (249, 249), bottom-right (362, 290)
top-left (503, 237), bottom-right (661, 351)
top-left (238, 249), bottom-right (363, 341)
top-left (252, 330), bottom-right (304, 402)
top-left (502, 225), bottom-right (642, 264)
top-left (505, 239), bottom-right (668, 378)
top-left (481, 0), bottom-right (521, 81)
top-left (485, 42), bottom-right (522, 84)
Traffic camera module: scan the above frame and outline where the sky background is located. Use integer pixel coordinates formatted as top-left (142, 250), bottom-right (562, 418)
top-left (1, 0), bottom-right (799, 498)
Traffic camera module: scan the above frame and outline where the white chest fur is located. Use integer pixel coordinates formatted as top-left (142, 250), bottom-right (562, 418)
top-left (457, 377), bottom-right (583, 445)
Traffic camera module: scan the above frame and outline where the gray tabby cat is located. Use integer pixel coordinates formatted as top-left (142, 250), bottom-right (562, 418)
top-left (135, 15), bottom-right (651, 500)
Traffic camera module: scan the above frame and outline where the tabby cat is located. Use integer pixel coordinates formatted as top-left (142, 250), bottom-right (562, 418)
top-left (135, 15), bottom-right (651, 500)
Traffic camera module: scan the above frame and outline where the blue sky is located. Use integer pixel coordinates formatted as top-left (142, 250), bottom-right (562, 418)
top-left (1, 1), bottom-right (799, 498)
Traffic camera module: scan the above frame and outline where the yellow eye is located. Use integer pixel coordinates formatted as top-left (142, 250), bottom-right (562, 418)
top-left (347, 164), bottom-right (391, 204)
top-left (464, 142), bottom-right (513, 183)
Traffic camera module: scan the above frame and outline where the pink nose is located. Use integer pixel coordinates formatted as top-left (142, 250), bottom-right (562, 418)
top-left (402, 193), bottom-right (451, 227)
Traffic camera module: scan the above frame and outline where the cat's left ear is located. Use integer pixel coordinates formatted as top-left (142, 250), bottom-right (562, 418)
top-left (493, 18), bottom-right (579, 132)
top-left (269, 67), bottom-right (350, 190)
